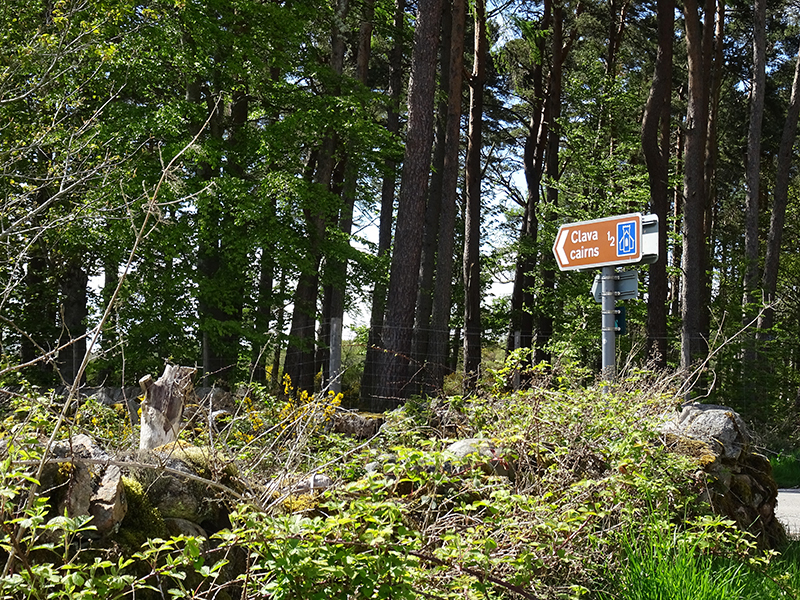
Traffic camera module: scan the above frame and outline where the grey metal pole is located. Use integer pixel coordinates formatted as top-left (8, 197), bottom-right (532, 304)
top-left (601, 266), bottom-right (616, 385)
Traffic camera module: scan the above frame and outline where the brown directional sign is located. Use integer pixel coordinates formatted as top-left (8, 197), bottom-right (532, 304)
top-left (553, 213), bottom-right (642, 271)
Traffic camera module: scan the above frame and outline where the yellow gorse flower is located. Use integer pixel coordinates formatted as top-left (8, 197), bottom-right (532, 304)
top-left (279, 375), bottom-right (342, 433)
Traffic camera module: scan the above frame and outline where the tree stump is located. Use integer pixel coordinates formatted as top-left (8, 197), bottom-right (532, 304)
top-left (139, 365), bottom-right (195, 451)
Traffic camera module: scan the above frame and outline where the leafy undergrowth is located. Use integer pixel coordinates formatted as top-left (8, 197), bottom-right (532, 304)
top-left (0, 370), bottom-right (798, 599)
top-left (772, 451), bottom-right (800, 488)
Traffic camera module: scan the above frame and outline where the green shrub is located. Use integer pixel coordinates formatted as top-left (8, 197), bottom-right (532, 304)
top-left (771, 452), bottom-right (800, 488)
top-left (3, 368), bottom-right (800, 599)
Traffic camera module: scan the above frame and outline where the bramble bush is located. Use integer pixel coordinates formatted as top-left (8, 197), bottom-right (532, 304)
top-left (0, 365), bottom-right (798, 598)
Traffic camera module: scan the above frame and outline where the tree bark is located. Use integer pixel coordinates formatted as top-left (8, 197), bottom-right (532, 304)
top-left (412, 1), bottom-right (451, 389)
top-left (759, 46), bottom-right (800, 334)
top-left (462, 0), bottom-right (487, 394)
top-left (670, 122), bottom-right (684, 319)
top-left (698, 0), bottom-right (724, 349)
top-left (57, 261), bottom-right (88, 387)
top-left (361, 0), bottom-right (405, 404)
top-left (534, 3), bottom-right (564, 367)
top-left (743, 0), bottom-right (766, 328)
top-left (285, 1), bottom-right (349, 395)
top-left (641, 0), bottom-right (673, 367)
top-left (271, 269), bottom-right (288, 388)
top-left (191, 76), bottom-right (247, 387)
top-left (680, 0), bottom-right (712, 373)
top-left (374, 0), bottom-right (444, 409)
top-left (428, 0), bottom-right (466, 394)
top-left (284, 194), bottom-right (328, 395)
top-left (325, 0), bottom-right (373, 393)
top-left (252, 242), bottom-right (274, 382)
top-left (507, 7), bottom-right (547, 357)
top-left (21, 243), bottom-right (57, 383)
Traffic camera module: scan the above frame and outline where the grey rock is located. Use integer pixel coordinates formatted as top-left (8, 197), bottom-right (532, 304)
top-left (132, 444), bottom-right (236, 531)
top-left (164, 517), bottom-right (208, 540)
top-left (51, 433), bottom-right (108, 461)
top-left (41, 435), bottom-right (127, 537)
top-left (445, 438), bottom-right (514, 478)
top-left (86, 387), bottom-right (141, 406)
top-left (294, 473), bottom-right (333, 494)
top-left (330, 411), bottom-right (384, 438)
top-left (90, 464), bottom-right (127, 536)
top-left (660, 403), bottom-right (750, 460)
top-left (662, 403), bottom-right (783, 549)
top-left (446, 438), bottom-right (497, 459)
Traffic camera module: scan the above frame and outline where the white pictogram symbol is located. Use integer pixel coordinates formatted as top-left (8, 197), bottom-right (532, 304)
top-left (617, 222), bottom-right (636, 257)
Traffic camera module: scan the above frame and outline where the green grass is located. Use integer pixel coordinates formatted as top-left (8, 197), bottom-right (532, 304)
top-left (601, 523), bottom-right (746, 600)
top-left (601, 522), bottom-right (800, 600)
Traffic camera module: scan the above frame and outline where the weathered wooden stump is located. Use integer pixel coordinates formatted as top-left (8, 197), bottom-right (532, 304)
top-left (139, 365), bottom-right (195, 451)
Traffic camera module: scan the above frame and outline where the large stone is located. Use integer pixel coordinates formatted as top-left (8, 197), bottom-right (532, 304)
top-left (90, 464), bottom-right (128, 536)
top-left (40, 434), bottom-right (128, 537)
top-left (660, 403), bottom-right (750, 461)
top-left (444, 438), bottom-right (514, 478)
top-left (164, 517), bottom-right (208, 539)
top-left (131, 443), bottom-right (237, 532)
top-left (330, 410), bottom-right (384, 438)
top-left (661, 403), bottom-right (784, 549)
top-left (294, 473), bottom-right (333, 494)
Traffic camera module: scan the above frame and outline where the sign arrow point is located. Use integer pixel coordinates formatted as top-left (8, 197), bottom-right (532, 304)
top-left (556, 228), bottom-right (569, 266)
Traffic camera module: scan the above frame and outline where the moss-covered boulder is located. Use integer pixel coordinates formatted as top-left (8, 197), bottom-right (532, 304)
top-left (128, 442), bottom-right (239, 534)
top-left (114, 475), bottom-right (167, 549)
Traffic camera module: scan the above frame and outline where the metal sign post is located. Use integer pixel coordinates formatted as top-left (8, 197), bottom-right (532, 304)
top-left (601, 266), bottom-right (617, 384)
top-left (552, 213), bottom-right (660, 388)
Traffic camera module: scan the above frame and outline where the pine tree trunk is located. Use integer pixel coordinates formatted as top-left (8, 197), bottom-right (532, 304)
top-left (759, 46), bottom-right (800, 334)
top-left (374, 0), bottom-right (444, 409)
top-left (462, 0), bottom-right (486, 394)
top-left (698, 0), bottom-right (723, 351)
top-left (428, 0), bottom-right (466, 394)
top-left (680, 0), bottom-right (712, 373)
top-left (535, 3), bottom-right (564, 367)
top-left (743, 0), bottom-right (765, 350)
top-left (361, 0), bottom-right (405, 404)
top-left (412, 4), bottom-right (449, 389)
top-left (641, 0), bottom-right (673, 367)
